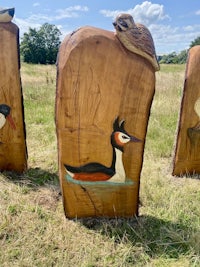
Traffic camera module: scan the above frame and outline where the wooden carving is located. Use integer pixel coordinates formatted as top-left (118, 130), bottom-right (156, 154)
top-left (56, 15), bottom-right (157, 218)
top-left (0, 7), bottom-right (15, 22)
top-left (113, 13), bottom-right (160, 71)
top-left (0, 21), bottom-right (27, 172)
top-left (172, 45), bottom-right (200, 176)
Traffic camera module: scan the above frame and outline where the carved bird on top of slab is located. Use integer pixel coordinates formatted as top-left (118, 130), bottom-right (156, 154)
top-left (0, 7), bottom-right (15, 22)
top-left (113, 13), bottom-right (160, 71)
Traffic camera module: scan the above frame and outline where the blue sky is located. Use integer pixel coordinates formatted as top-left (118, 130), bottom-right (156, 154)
top-left (1, 1), bottom-right (200, 54)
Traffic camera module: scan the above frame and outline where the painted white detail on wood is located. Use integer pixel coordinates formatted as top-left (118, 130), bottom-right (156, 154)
top-left (108, 148), bottom-right (126, 183)
top-left (0, 114), bottom-right (6, 129)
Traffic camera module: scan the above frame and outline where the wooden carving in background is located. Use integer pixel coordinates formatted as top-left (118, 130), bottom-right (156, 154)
top-left (56, 17), bottom-right (157, 218)
top-left (0, 22), bottom-right (27, 172)
top-left (172, 45), bottom-right (200, 176)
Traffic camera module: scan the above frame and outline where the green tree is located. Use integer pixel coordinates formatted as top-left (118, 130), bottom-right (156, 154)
top-left (190, 36), bottom-right (200, 48)
top-left (159, 52), bottom-right (177, 64)
top-left (176, 49), bottom-right (188, 64)
top-left (21, 23), bottom-right (61, 64)
top-left (158, 50), bottom-right (188, 64)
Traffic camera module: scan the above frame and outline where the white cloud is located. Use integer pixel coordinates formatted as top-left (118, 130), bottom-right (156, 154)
top-left (33, 2), bottom-right (40, 7)
top-left (25, 6), bottom-right (89, 23)
top-left (183, 25), bottom-right (194, 32)
top-left (57, 24), bottom-right (73, 40)
top-left (150, 23), bottom-right (200, 54)
top-left (14, 17), bottom-right (41, 38)
top-left (14, 5), bottom-right (89, 39)
top-left (16, 5), bottom-right (88, 25)
top-left (55, 5), bottom-right (89, 20)
top-left (100, 1), bottom-right (169, 25)
top-left (27, 13), bottom-right (53, 23)
top-left (100, 9), bottom-right (122, 19)
top-left (183, 25), bottom-right (200, 32)
top-left (196, 10), bottom-right (200, 15)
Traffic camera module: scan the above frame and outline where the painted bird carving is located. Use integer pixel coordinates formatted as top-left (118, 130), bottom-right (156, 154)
top-left (0, 104), bottom-right (16, 130)
top-left (113, 13), bottom-right (160, 71)
top-left (64, 117), bottom-right (141, 183)
top-left (0, 7), bottom-right (15, 22)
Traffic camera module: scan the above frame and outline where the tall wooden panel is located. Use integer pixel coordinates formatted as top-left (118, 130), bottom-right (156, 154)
top-left (0, 22), bottom-right (27, 172)
top-left (56, 26), bottom-right (156, 218)
top-left (172, 46), bottom-right (200, 176)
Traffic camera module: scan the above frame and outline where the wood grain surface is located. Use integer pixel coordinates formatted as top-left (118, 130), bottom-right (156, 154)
top-left (0, 22), bottom-right (27, 172)
top-left (172, 45), bottom-right (200, 176)
top-left (56, 26), bottom-right (156, 218)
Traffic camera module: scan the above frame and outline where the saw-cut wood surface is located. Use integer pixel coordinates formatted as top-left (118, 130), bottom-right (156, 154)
top-left (56, 26), bottom-right (156, 218)
top-left (172, 45), bottom-right (200, 176)
top-left (0, 22), bottom-right (27, 172)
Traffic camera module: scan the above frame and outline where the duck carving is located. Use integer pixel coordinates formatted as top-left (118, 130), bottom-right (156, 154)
top-left (64, 117), bottom-right (141, 183)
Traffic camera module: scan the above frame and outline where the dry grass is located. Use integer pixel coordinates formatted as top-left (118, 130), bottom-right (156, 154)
top-left (0, 63), bottom-right (200, 267)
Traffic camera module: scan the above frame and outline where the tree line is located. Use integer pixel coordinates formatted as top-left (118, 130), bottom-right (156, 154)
top-left (158, 36), bottom-right (200, 64)
top-left (20, 23), bottom-right (200, 65)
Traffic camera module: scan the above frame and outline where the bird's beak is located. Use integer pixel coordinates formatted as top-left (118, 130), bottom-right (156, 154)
top-left (6, 114), bottom-right (16, 130)
top-left (113, 22), bottom-right (117, 27)
top-left (130, 135), bottom-right (142, 143)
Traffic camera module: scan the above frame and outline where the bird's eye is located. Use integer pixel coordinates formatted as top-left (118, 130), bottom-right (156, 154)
top-left (118, 19), bottom-right (128, 28)
top-left (116, 132), bottom-right (131, 145)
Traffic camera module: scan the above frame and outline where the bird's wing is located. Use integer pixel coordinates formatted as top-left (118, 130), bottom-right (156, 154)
top-left (135, 23), bottom-right (156, 56)
top-left (64, 162), bottom-right (115, 175)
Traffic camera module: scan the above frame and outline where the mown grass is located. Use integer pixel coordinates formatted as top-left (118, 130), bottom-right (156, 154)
top-left (0, 63), bottom-right (200, 267)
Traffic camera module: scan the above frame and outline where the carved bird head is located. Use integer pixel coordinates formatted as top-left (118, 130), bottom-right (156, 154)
top-left (113, 13), bottom-right (135, 32)
top-left (111, 117), bottom-right (141, 152)
top-left (0, 104), bottom-right (16, 130)
top-left (0, 7), bottom-right (15, 22)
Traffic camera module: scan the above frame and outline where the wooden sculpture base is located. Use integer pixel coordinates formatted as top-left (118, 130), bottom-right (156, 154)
top-left (0, 22), bottom-right (27, 172)
top-left (172, 46), bottom-right (200, 176)
top-left (56, 26), bottom-right (156, 218)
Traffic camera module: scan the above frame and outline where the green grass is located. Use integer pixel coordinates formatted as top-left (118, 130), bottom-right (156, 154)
top-left (0, 63), bottom-right (200, 266)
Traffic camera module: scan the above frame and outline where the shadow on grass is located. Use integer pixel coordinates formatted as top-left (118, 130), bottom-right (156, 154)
top-left (2, 167), bottom-right (60, 189)
top-left (175, 173), bottom-right (200, 180)
top-left (79, 215), bottom-right (199, 261)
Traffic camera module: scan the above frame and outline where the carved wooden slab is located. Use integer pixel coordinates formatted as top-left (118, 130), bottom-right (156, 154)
top-left (0, 22), bottom-right (27, 172)
top-left (172, 45), bottom-right (200, 176)
top-left (56, 26), bottom-right (156, 218)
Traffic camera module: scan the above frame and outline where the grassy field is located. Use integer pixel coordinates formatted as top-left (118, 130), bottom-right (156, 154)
top-left (0, 63), bottom-right (200, 267)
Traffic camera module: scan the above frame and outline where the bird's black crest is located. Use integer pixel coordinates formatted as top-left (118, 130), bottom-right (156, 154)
top-left (8, 8), bottom-right (15, 17)
top-left (0, 104), bottom-right (11, 117)
top-left (113, 116), bottom-right (126, 133)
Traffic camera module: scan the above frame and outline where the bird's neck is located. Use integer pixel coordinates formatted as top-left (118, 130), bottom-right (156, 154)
top-left (110, 146), bottom-right (116, 171)
top-left (114, 148), bottom-right (126, 177)
top-left (111, 146), bottom-right (126, 177)
top-left (0, 115), bottom-right (6, 129)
